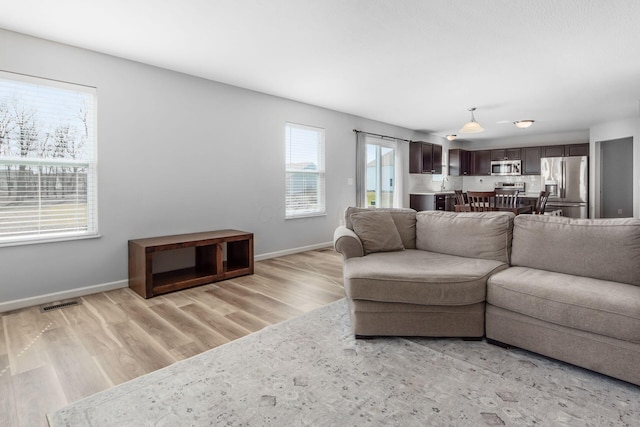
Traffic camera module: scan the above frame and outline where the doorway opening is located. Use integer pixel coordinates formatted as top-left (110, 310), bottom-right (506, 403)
top-left (600, 137), bottom-right (633, 218)
top-left (365, 141), bottom-right (396, 208)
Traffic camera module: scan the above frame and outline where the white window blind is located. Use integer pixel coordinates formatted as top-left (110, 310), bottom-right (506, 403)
top-left (285, 123), bottom-right (325, 219)
top-left (0, 71), bottom-right (98, 246)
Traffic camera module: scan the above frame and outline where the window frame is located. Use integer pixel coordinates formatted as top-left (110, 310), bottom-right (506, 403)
top-left (285, 122), bottom-right (326, 219)
top-left (0, 71), bottom-right (99, 247)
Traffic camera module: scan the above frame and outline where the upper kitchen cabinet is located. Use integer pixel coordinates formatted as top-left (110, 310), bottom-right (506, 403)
top-left (409, 142), bottom-right (422, 173)
top-left (565, 143), bottom-right (589, 156)
top-left (491, 148), bottom-right (521, 161)
top-left (428, 143), bottom-right (443, 174)
top-left (410, 141), bottom-right (442, 174)
top-left (448, 144), bottom-right (588, 176)
top-left (448, 149), bottom-right (470, 176)
top-left (542, 143), bottom-right (589, 158)
top-left (470, 150), bottom-right (491, 176)
top-left (522, 146), bottom-right (541, 175)
top-left (542, 145), bottom-right (565, 157)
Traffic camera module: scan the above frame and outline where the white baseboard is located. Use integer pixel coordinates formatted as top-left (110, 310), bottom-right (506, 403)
top-left (1, 242), bottom-right (334, 313)
top-left (254, 241), bottom-right (333, 261)
top-left (0, 279), bottom-right (128, 313)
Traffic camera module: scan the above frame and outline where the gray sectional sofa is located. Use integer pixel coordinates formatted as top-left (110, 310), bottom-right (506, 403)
top-left (333, 207), bottom-right (640, 386)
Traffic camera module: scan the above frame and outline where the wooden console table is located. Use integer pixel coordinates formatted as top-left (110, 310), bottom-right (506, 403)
top-left (128, 229), bottom-right (254, 298)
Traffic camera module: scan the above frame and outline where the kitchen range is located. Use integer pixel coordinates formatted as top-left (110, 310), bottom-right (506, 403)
top-left (494, 181), bottom-right (526, 193)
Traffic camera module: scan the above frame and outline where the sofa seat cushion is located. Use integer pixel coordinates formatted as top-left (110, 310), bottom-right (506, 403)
top-left (344, 249), bottom-right (507, 306)
top-left (488, 267), bottom-right (640, 343)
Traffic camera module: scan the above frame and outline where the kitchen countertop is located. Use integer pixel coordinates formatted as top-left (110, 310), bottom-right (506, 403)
top-left (411, 191), bottom-right (541, 198)
top-left (410, 191), bottom-right (456, 195)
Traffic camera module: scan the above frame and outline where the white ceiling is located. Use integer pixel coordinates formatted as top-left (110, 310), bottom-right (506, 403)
top-left (1, 0), bottom-right (640, 142)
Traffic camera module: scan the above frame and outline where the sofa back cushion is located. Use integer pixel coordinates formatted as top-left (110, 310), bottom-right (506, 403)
top-left (511, 215), bottom-right (640, 286)
top-left (416, 211), bottom-right (514, 263)
top-left (345, 207), bottom-right (416, 249)
top-left (349, 211), bottom-right (405, 255)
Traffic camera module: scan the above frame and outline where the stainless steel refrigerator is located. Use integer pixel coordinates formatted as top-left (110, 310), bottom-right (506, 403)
top-left (540, 156), bottom-right (588, 218)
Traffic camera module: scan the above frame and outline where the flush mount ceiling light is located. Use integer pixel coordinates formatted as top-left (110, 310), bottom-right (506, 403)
top-left (446, 134), bottom-right (457, 141)
top-left (514, 120), bottom-right (535, 129)
top-left (460, 107), bottom-right (484, 133)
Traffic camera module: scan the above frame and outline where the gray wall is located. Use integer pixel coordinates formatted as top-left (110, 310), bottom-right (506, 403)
top-left (0, 29), bottom-right (429, 304)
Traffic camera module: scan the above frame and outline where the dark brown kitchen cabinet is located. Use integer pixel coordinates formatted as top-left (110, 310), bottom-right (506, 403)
top-left (542, 143), bottom-right (589, 158)
top-left (409, 142), bottom-right (422, 173)
top-left (410, 141), bottom-right (442, 174)
top-left (410, 194), bottom-right (432, 211)
top-left (542, 145), bottom-right (565, 157)
top-left (522, 146), bottom-right (541, 175)
top-left (491, 148), bottom-right (521, 161)
top-left (431, 144), bottom-right (443, 174)
top-left (410, 194), bottom-right (451, 211)
top-left (470, 150), bottom-right (491, 175)
top-left (422, 143), bottom-right (434, 173)
top-left (435, 194), bottom-right (449, 211)
top-left (449, 143), bottom-right (587, 176)
top-left (448, 149), bottom-right (470, 176)
top-left (565, 143), bottom-right (589, 156)
top-left (507, 148), bottom-right (522, 159)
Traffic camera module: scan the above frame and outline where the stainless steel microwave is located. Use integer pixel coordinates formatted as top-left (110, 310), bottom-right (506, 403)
top-left (491, 160), bottom-right (522, 176)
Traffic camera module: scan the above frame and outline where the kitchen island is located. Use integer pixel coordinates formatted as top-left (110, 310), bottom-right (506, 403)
top-left (409, 192), bottom-right (456, 211)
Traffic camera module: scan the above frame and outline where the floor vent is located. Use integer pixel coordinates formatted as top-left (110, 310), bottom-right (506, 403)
top-left (40, 299), bottom-right (81, 312)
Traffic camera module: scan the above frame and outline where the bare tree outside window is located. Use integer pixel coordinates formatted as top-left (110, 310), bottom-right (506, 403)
top-left (0, 72), bottom-right (97, 245)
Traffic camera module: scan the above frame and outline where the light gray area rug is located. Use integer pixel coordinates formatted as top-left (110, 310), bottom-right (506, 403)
top-left (48, 299), bottom-right (639, 426)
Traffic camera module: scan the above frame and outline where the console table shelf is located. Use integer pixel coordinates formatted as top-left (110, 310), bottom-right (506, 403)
top-left (128, 229), bottom-right (254, 298)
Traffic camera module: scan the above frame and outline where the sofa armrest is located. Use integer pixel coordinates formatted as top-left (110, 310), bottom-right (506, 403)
top-left (333, 226), bottom-right (364, 260)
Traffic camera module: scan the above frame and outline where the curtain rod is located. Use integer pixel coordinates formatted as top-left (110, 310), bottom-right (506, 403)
top-left (352, 129), bottom-right (412, 143)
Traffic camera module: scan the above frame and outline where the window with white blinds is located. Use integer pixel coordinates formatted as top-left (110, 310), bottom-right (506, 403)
top-left (0, 71), bottom-right (98, 246)
top-left (285, 123), bottom-right (325, 219)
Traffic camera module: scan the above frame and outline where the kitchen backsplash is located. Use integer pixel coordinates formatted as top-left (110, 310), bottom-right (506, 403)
top-left (408, 174), bottom-right (463, 193)
top-left (462, 175), bottom-right (542, 195)
top-left (409, 173), bottom-right (541, 195)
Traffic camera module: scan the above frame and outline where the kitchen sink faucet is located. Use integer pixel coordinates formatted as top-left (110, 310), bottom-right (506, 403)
top-left (440, 176), bottom-right (449, 192)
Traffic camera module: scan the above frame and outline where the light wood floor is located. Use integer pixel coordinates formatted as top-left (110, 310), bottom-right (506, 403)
top-left (0, 248), bottom-right (344, 427)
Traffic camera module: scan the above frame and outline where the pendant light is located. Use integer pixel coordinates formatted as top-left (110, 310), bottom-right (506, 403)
top-left (446, 134), bottom-right (457, 141)
top-left (460, 107), bottom-right (484, 133)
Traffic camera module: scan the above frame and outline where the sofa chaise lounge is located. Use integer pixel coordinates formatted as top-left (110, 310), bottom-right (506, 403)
top-left (333, 207), bottom-right (640, 386)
